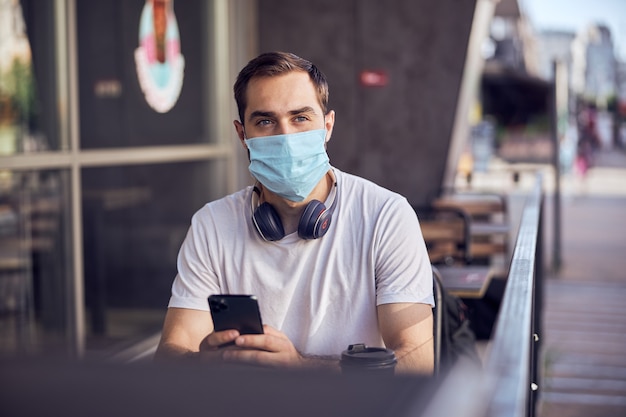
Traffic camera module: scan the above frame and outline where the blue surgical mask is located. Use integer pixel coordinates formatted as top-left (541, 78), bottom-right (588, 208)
top-left (244, 129), bottom-right (330, 202)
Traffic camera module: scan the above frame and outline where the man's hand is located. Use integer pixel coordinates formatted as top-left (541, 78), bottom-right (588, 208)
top-left (156, 308), bottom-right (338, 370)
top-left (199, 325), bottom-right (305, 368)
top-left (196, 328), bottom-right (241, 362)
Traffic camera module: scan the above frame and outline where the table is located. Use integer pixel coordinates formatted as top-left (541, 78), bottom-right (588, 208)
top-left (433, 194), bottom-right (511, 263)
top-left (433, 193), bottom-right (506, 218)
top-left (436, 265), bottom-right (495, 298)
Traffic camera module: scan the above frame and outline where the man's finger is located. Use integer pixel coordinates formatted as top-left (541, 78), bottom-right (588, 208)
top-left (200, 330), bottom-right (240, 350)
top-left (234, 333), bottom-right (277, 351)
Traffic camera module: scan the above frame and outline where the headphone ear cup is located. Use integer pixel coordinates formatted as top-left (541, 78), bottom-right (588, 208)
top-left (298, 200), bottom-right (330, 240)
top-left (253, 202), bottom-right (285, 241)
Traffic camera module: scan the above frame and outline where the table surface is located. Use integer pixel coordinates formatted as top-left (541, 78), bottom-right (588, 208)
top-left (436, 265), bottom-right (495, 298)
top-left (433, 195), bottom-right (505, 217)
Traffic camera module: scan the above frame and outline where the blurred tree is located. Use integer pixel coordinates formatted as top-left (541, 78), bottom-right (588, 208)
top-left (0, 57), bottom-right (38, 128)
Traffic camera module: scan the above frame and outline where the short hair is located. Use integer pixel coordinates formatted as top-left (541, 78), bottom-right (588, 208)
top-left (233, 51), bottom-right (329, 124)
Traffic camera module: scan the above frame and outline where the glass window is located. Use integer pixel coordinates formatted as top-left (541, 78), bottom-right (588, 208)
top-left (0, 0), bottom-right (57, 154)
top-left (1, 0), bottom-right (236, 359)
top-left (81, 160), bottom-right (224, 354)
top-left (76, 0), bottom-right (212, 149)
top-left (0, 169), bottom-right (72, 356)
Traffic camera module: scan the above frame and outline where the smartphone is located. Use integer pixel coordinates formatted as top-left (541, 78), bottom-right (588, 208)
top-left (208, 294), bottom-right (264, 335)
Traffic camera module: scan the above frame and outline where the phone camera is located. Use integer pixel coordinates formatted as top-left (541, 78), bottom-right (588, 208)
top-left (210, 298), bottom-right (229, 312)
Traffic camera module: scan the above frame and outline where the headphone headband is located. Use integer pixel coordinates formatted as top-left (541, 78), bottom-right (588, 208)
top-left (250, 170), bottom-right (338, 241)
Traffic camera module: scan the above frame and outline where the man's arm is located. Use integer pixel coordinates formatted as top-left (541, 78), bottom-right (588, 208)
top-left (377, 302), bottom-right (434, 374)
top-left (154, 307), bottom-right (214, 360)
top-left (155, 307), bottom-right (339, 369)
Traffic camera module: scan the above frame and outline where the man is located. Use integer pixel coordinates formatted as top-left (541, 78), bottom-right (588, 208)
top-left (155, 51), bottom-right (434, 374)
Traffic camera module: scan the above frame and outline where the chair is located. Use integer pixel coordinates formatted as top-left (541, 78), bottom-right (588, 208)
top-left (432, 191), bottom-right (510, 267)
top-left (432, 265), bottom-right (444, 376)
top-left (431, 264), bottom-right (481, 376)
top-left (414, 206), bottom-right (472, 266)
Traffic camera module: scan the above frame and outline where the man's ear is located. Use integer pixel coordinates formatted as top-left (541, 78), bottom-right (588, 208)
top-left (233, 120), bottom-right (247, 149)
top-left (324, 110), bottom-right (335, 143)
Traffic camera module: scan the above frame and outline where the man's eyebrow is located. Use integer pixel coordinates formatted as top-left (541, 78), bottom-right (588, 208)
top-left (248, 110), bottom-right (276, 120)
top-left (248, 107), bottom-right (318, 121)
top-left (289, 106), bottom-right (317, 115)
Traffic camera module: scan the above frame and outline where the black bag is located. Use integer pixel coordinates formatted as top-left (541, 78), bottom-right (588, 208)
top-left (462, 278), bottom-right (507, 340)
top-left (439, 287), bottom-right (482, 371)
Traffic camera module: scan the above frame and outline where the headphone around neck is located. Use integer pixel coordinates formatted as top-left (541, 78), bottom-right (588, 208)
top-left (250, 173), bottom-right (338, 241)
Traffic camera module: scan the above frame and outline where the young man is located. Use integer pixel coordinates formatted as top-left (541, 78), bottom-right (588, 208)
top-left (155, 51), bottom-right (434, 373)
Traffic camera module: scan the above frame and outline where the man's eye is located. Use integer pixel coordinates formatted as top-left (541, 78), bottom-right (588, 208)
top-left (294, 116), bottom-right (309, 122)
top-left (256, 119), bottom-right (273, 126)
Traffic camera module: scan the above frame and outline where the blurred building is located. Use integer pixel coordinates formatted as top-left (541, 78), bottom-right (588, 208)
top-left (479, 0), bottom-right (552, 163)
top-left (571, 24), bottom-right (618, 106)
top-left (534, 30), bottom-right (575, 88)
top-left (529, 20), bottom-right (623, 149)
top-left (533, 22), bottom-right (619, 109)
top-left (485, 0), bottom-right (539, 75)
top-left (618, 61), bottom-right (626, 105)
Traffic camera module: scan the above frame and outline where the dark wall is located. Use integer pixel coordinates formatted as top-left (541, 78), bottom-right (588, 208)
top-left (258, 0), bottom-right (476, 205)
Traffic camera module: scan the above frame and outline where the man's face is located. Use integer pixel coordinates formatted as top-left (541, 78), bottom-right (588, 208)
top-left (241, 71), bottom-right (330, 139)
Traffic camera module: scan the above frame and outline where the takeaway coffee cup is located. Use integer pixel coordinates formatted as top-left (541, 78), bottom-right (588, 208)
top-left (340, 343), bottom-right (397, 375)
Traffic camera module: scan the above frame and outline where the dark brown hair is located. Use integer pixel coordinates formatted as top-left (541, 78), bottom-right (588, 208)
top-left (233, 51), bottom-right (329, 124)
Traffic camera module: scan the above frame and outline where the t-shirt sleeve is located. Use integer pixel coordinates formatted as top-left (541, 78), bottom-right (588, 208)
top-left (374, 197), bottom-right (434, 307)
top-left (168, 209), bottom-right (220, 311)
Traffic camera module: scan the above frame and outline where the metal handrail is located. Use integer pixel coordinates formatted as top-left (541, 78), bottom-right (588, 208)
top-left (420, 173), bottom-right (544, 417)
top-left (108, 332), bottom-right (161, 363)
top-left (484, 172), bottom-right (543, 417)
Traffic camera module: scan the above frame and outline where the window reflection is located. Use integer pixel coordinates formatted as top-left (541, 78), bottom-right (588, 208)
top-left (77, 0), bottom-right (208, 149)
top-left (0, 0), bottom-right (45, 156)
top-left (0, 170), bottom-right (70, 356)
top-left (81, 160), bottom-right (222, 354)
top-left (1, 0), bottom-right (229, 359)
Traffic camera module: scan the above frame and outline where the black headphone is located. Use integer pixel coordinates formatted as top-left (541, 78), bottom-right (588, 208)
top-left (250, 174), bottom-right (338, 241)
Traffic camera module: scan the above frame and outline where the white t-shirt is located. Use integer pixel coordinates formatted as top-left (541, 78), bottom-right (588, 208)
top-left (169, 168), bottom-right (433, 357)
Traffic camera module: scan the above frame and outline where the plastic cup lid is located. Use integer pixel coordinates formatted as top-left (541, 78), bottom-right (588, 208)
top-left (340, 343), bottom-right (397, 366)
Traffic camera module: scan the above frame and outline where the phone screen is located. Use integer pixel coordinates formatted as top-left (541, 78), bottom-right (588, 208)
top-left (208, 294), bottom-right (264, 335)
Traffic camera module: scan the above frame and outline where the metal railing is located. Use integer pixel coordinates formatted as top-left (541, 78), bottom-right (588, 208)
top-left (421, 173), bottom-right (544, 417)
top-left (108, 332), bottom-right (161, 364)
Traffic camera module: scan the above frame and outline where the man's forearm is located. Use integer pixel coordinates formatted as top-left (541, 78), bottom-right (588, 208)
top-left (155, 342), bottom-right (341, 372)
top-left (154, 341), bottom-right (198, 362)
top-left (393, 338), bottom-right (435, 375)
top-left (300, 354), bottom-right (341, 372)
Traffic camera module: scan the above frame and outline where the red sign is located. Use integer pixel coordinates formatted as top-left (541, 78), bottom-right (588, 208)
top-left (359, 70), bottom-right (389, 87)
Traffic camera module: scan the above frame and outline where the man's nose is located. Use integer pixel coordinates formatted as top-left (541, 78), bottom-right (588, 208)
top-left (275, 120), bottom-right (296, 135)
